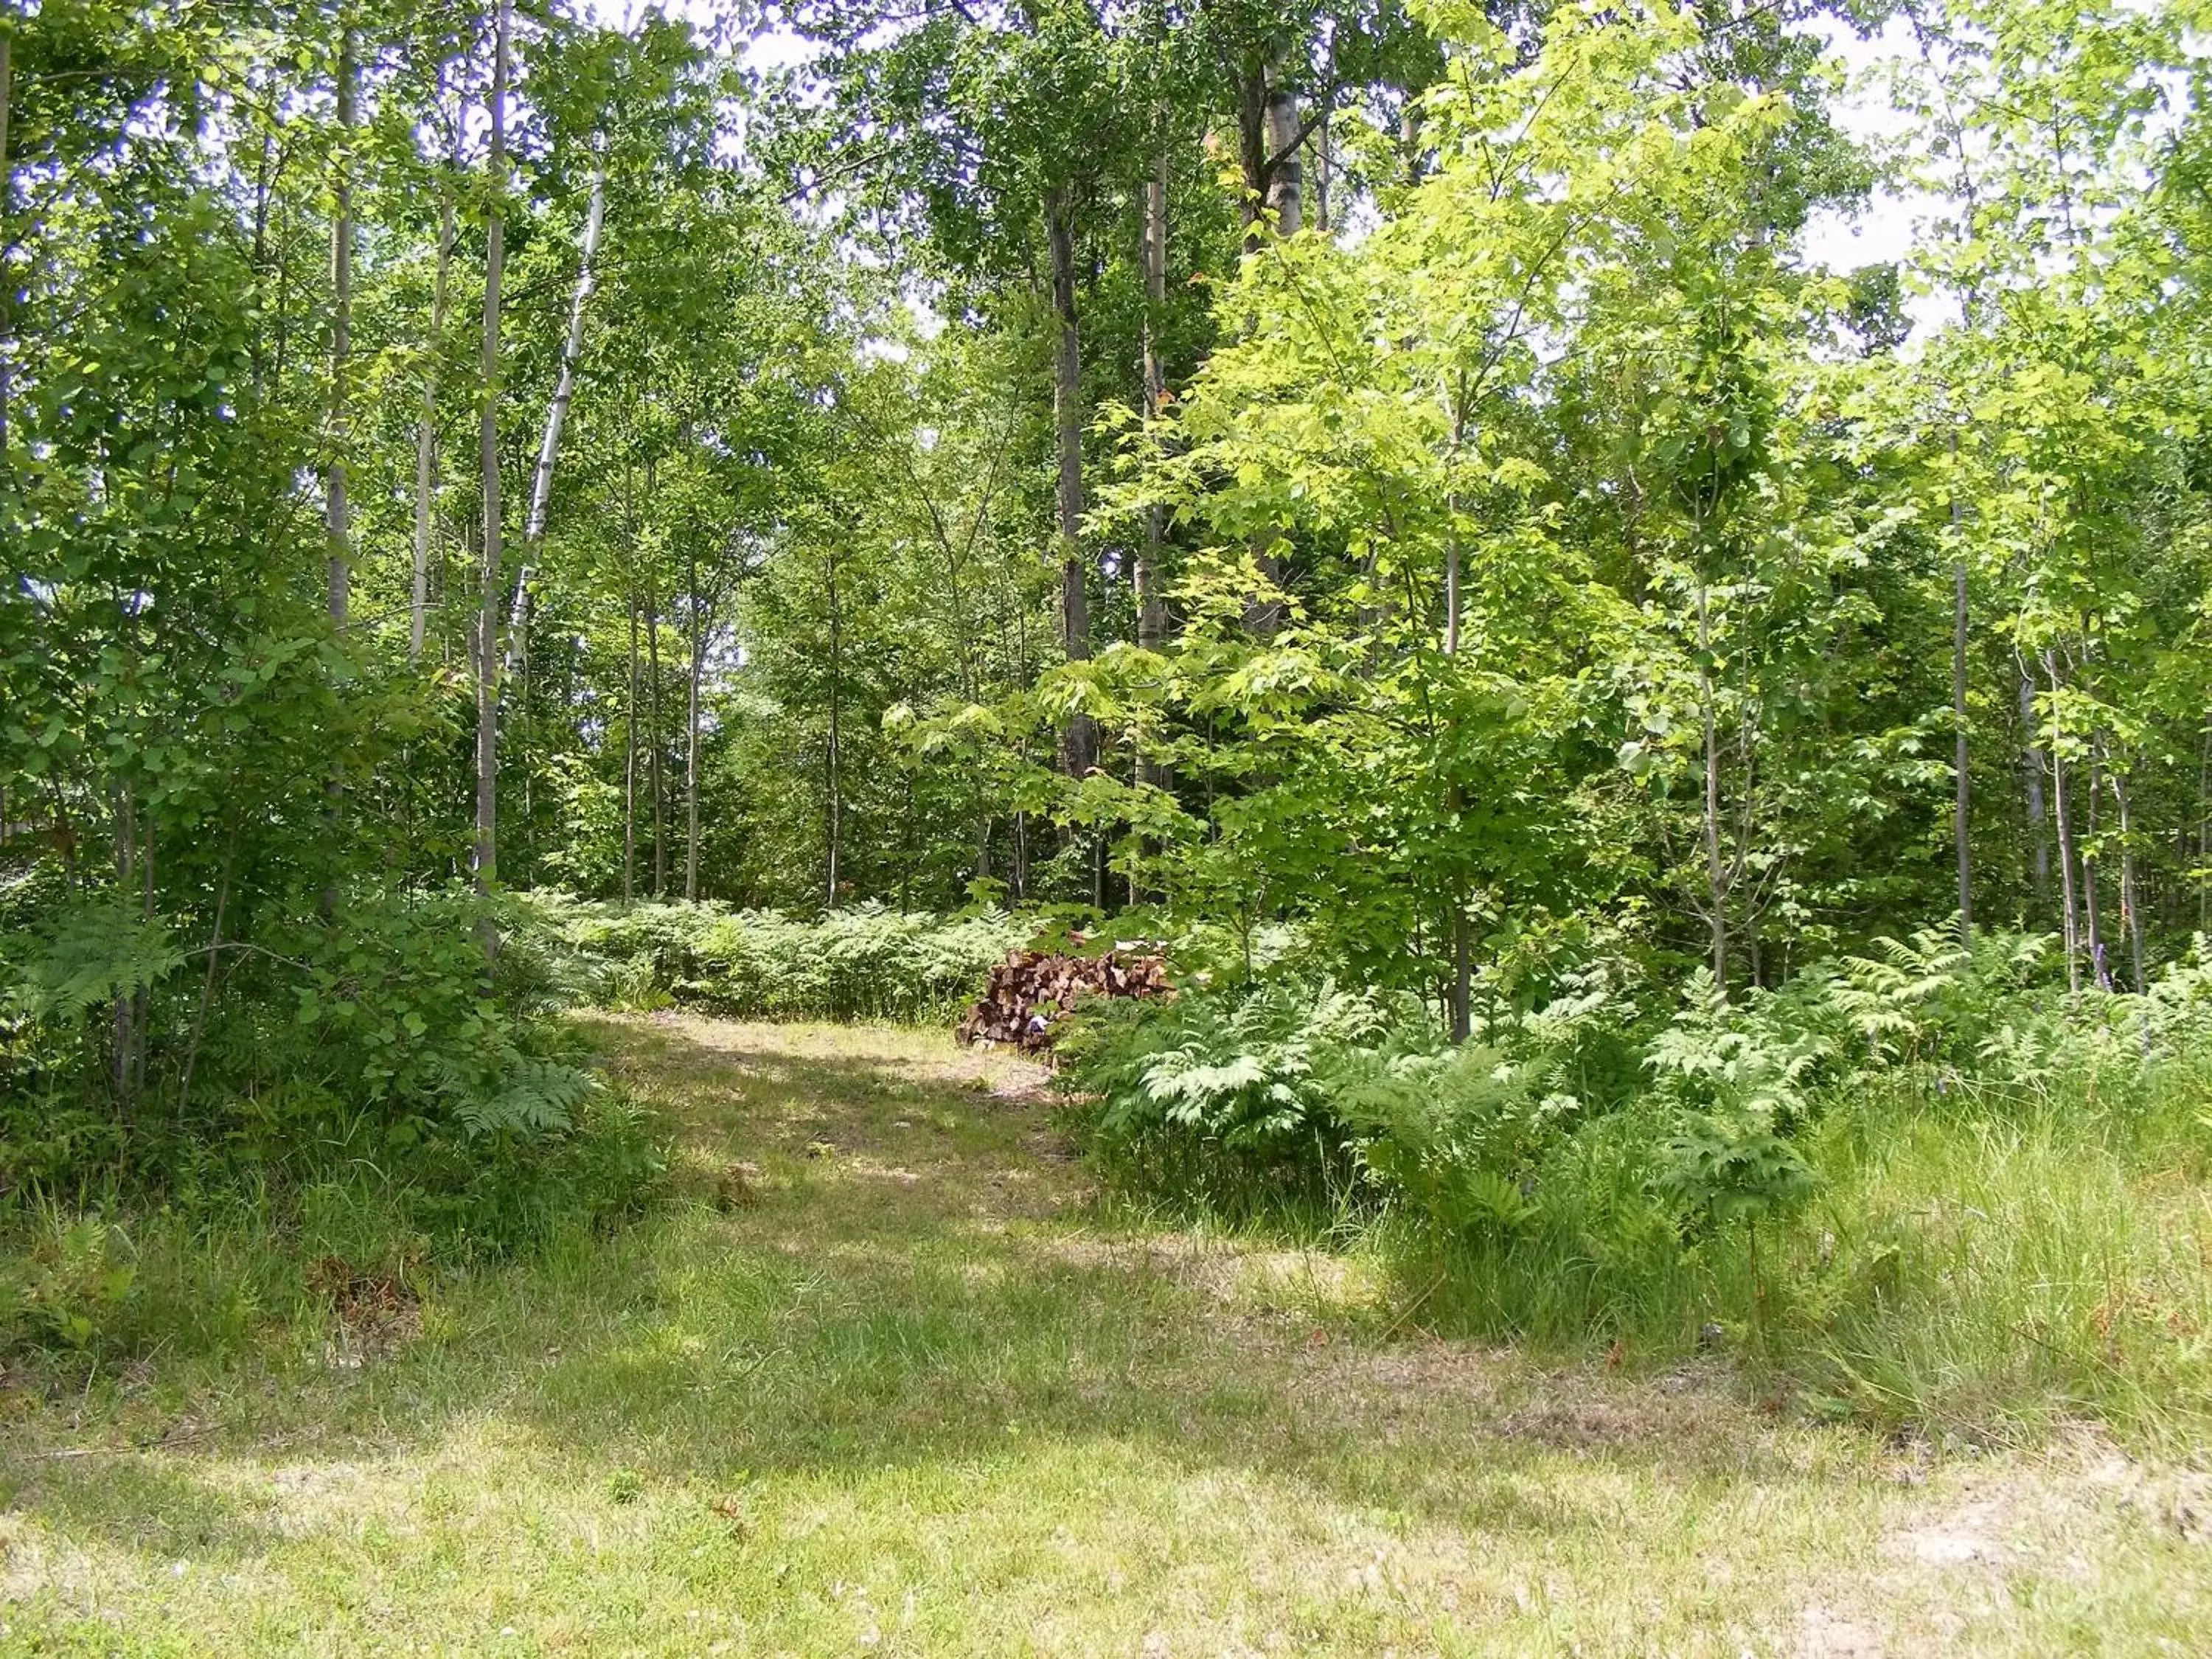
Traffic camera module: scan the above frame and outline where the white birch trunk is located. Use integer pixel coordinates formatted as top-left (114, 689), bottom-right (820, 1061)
top-left (474, 0), bottom-right (510, 908)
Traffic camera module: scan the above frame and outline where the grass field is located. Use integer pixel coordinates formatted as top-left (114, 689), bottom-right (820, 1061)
top-left (4, 1013), bottom-right (2211, 1655)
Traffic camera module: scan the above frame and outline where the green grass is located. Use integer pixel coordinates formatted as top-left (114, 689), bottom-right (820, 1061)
top-left (4, 1015), bottom-right (2212, 1653)
top-left (1402, 1079), bottom-right (2212, 1447)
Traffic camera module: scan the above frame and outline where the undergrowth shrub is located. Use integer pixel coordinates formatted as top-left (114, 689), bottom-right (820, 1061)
top-left (515, 894), bottom-right (1027, 1023)
top-left (1061, 927), bottom-right (2212, 1439)
top-left (0, 886), bottom-right (670, 1368)
top-left (0, 1091), bottom-right (665, 1370)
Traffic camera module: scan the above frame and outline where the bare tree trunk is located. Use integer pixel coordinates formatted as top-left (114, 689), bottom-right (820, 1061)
top-left (327, 24), bottom-right (357, 630)
top-left (1314, 102), bottom-right (1332, 235)
top-left (1265, 58), bottom-right (1301, 236)
top-left (410, 121), bottom-right (457, 664)
top-left (2199, 721), bottom-right (2210, 933)
top-left (2110, 761), bottom-right (2146, 992)
top-left (2020, 666), bottom-right (2051, 909)
top-left (1046, 185), bottom-right (1095, 779)
top-left (2087, 729), bottom-right (2112, 991)
top-left (111, 784), bottom-right (136, 1118)
top-left (685, 539), bottom-right (706, 902)
top-left (249, 130), bottom-right (274, 394)
top-left (1137, 146), bottom-right (1169, 792)
top-left (0, 26), bottom-right (14, 457)
top-left (320, 24), bottom-right (358, 923)
top-left (1701, 582), bottom-right (1729, 994)
top-left (526, 170), bottom-right (605, 551)
top-left (624, 588), bottom-right (639, 906)
top-left (647, 571), bottom-right (666, 897)
top-left (1237, 60), bottom-right (1269, 251)
top-left (497, 170), bottom-right (605, 701)
top-left (1444, 408), bottom-right (1470, 1040)
top-left (1952, 535), bottom-right (1971, 939)
top-left (825, 546), bottom-right (843, 908)
top-left (2045, 652), bottom-right (2081, 993)
top-left (1444, 457), bottom-right (1463, 655)
top-left (1138, 148), bottom-right (1169, 655)
top-left (474, 0), bottom-right (510, 922)
top-left (176, 835), bottom-right (235, 1114)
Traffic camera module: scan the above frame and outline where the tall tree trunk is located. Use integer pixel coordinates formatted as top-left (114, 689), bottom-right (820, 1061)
top-left (1237, 60), bottom-right (1269, 251)
top-left (1444, 452), bottom-right (1471, 1039)
top-left (250, 129), bottom-right (273, 394)
top-left (111, 784), bottom-right (136, 1119)
top-left (327, 23), bottom-right (356, 630)
top-left (525, 169), bottom-right (605, 551)
top-left (2045, 651), bottom-right (2081, 994)
top-left (133, 813), bottom-right (152, 1102)
top-left (474, 0), bottom-right (510, 919)
top-left (1700, 581), bottom-right (1729, 995)
top-left (624, 588), bottom-right (639, 906)
top-left (2199, 721), bottom-right (2210, 933)
top-left (498, 170), bottom-right (606, 691)
top-left (1046, 185), bottom-right (1095, 779)
top-left (2020, 665), bottom-right (2051, 909)
top-left (1951, 489), bottom-right (1970, 938)
top-left (1443, 502), bottom-right (1462, 655)
top-left (321, 24), bottom-right (358, 922)
top-left (176, 835), bottom-right (235, 1114)
top-left (1314, 102), bottom-right (1332, 235)
top-left (685, 539), bottom-right (706, 902)
top-left (825, 546), bottom-right (843, 907)
top-left (1137, 145), bottom-right (1169, 790)
top-left (2111, 761), bottom-right (2146, 993)
top-left (410, 119), bottom-right (457, 664)
top-left (646, 571), bottom-right (666, 897)
top-left (1444, 405), bottom-right (1470, 1039)
top-left (1265, 57), bottom-right (1301, 236)
top-left (0, 24), bottom-right (14, 457)
top-left (1138, 148), bottom-right (1169, 654)
top-left (2086, 729), bottom-right (2112, 991)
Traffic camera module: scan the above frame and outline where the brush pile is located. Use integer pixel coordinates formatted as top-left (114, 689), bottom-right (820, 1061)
top-left (956, 943), bottom-right (1172, 1052)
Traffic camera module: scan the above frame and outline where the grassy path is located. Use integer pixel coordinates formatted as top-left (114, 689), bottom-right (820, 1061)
top-left (4, 1015), bottom-right (2209, 1655)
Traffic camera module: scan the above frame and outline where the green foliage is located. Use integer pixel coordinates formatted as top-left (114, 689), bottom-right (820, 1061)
top-left (0, 1079), bottom-right (664, 1368)
top-left (517, 895), bottom-right (1029, 1023)
top-left (3, 901), bottom-right (186, 1023)
top-left (1065, 929), bottom-right (2212, 1432)
top-left (0, 1210), bottom-right (139, 1353)
top-left (1060, 981), bottom-right (1388, 1204)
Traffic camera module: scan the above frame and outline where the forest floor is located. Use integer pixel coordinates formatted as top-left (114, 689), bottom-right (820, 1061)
top-left (4, 1013), bottom-right (2211, 1655)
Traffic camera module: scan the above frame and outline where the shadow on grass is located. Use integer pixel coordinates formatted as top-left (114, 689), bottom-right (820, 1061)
top-left (2, 1013), bottom-right (1867, 1573)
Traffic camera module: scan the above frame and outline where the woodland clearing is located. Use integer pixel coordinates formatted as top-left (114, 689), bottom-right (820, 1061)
top-left (3, 1016), bottom-right (2207, 1657)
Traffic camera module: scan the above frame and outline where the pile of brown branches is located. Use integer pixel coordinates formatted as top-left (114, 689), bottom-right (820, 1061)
top-left (956, 945), bottom-right (1171, 1053)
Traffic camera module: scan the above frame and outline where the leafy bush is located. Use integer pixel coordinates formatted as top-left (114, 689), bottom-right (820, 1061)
top-left (1061, 927), bottom-right (2212, 1436)
top-left (515, 895), bottom-right (1029, 1023)
top-left (1058, 981), bottom-right (1393, 1206)
top-left (0, 886), bottom-right (667, 1329)
top-left (0, 1087), bottom-right (664, 1368)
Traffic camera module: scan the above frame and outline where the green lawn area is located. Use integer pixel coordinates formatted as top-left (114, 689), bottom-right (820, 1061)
top-left (4, 1014), bottom-right (2210, 1655)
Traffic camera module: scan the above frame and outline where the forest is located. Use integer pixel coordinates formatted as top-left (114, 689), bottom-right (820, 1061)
top-left (7, 0), bottom-right (2212, 1649)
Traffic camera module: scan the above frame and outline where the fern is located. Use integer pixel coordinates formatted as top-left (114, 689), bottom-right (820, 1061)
top-left (5, 901), bottom-right (184, 1021)
top-left (453, 1060), bottom-right (601, 1138)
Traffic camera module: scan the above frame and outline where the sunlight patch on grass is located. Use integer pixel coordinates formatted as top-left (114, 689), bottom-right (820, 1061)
top-left (5, 1017), bottom-right (2212, 1655)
